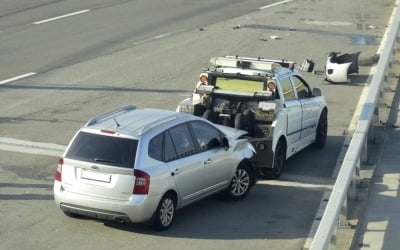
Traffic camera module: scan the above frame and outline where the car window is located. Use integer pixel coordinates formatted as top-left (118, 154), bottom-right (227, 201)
top-left (291, 76), bottom-right (311, 99)
top-left (279, 77), bottom-right (296, 101)
top-left (65, 131), bottom-right (137, 169)
top-left (215, 77), bottom-right (265, 92)
top-left (164, 132), bottom-right (177, 162)
top-left (189, 121), bottom-right (222, 152)
top-left (168, 124), bottom-right (196, 159)
top-left (149, 133), bottom-right (163, 161)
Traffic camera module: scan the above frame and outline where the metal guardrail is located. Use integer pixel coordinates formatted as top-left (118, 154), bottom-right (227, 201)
top-left (309, 3), bottom-right (400, 250)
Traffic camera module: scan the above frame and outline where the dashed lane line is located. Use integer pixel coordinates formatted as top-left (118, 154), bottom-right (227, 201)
top-left (33, 9), bottom-right (90, 25)
top-left (259, 0), bottom-right (294, 10)
top-left (0, 137), bottom-right (65, 157)
top-left (0, 72), bottom-right (37, 85)
top-left (132, 29), bottom-right (185, 46)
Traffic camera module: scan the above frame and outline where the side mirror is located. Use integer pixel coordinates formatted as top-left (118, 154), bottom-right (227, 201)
top-left (222, 137), bottom-right (229, 150)
top-left (312, 88), bottom-right (322, 97)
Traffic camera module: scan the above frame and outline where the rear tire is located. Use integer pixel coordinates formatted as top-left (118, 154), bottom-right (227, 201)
top-left (152, 193), bottom-right (176, 231)
top-left (259, 139), bottom-right (285, 179)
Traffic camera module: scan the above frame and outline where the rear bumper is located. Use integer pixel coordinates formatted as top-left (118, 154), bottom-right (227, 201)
top-left (53, 181), bottom-right (161, 223)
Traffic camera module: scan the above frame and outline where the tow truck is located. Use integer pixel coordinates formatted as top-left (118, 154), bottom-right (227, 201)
top-left (177, 56), bottom-right (328, 178)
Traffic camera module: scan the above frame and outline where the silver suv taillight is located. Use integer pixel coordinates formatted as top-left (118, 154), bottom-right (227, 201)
top-left (133, 169), bottom-right (150, 195)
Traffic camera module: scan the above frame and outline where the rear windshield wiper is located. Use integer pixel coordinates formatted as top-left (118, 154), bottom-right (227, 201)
top-left (94, 157), bottom-right (121, 164)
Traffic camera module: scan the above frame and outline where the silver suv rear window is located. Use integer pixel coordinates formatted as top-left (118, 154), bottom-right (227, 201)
top-left (65, 131), bottom-right (138, 169)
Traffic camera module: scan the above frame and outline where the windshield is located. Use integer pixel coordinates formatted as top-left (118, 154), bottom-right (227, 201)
top-left (215, 77), bottom-right (265, 92)
top-left (65, 131), bottom-right (138, 169)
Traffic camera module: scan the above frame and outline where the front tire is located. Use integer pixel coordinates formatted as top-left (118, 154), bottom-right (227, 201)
top-left (223, 163), bottom-right (254, 201)
top-left (313, 109), bottom-right (328, 149)
top-left (152, 193), bottom-right (176, 231)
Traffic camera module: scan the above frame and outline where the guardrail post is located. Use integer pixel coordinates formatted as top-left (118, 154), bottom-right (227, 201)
top-left (361, 133), bottom-right (368, 164)
top-left (348, 158), bottom-right (360, 200)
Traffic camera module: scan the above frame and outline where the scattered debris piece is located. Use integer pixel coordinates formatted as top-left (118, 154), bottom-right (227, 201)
top-left (358, 54), bottom-right (379, 65)
top-left (270, 35), bottom-right (282, 40)
top-left (299, 59), bottom-right (315, 72)
top-left (325, 51), bottom-right (360, 83)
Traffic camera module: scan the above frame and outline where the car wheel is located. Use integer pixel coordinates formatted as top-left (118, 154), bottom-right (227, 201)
top-left (259, 139), bottom-right (285, 179)
top-left (202, 110), bottom-right (216, 123)
top-left (223, 163), bottom-right (254, 201)
top-left (152, 193), bottom-right (176, 231)
top-left (313, 109), bottom-right (328, 149)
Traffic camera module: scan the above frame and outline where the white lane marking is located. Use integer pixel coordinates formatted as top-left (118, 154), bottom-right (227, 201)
top-left (132, 29), bottom-right (185, 45)
top-left (0, 137), bottom-right (66, 157)
top-left (304, 20), bottom-right (352, 26)
top-left (259, 0), bottom-right (293, 10)
top-left (33, 9), bottom-right (90, 25)
top-left (258, 175), bottom-right (333, 191)
top-left (0, 72), bottom-right (37, 85)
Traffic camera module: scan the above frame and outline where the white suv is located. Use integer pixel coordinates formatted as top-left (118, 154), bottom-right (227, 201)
top-left (54, 106), bottom-right (255, 230)
top-left (178, 56), bottom-right (328, 179)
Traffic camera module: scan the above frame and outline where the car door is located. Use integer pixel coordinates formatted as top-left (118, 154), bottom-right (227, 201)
top-left (188, 121), bottom-right (234, 193)
top-left (290, 75), bottom-right (320, 139)
top-left (279, 76), bottom-right (302, 145)
top-left (164, 124), bottom-right (205, 205)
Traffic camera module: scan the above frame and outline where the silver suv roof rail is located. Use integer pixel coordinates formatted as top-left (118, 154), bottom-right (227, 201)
top-left (86, 105), bottom-right (137, 126)
top-left (138, 115), bottom-right (181, 135)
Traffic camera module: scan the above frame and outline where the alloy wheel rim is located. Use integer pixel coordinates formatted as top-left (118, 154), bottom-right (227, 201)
top-left (160, 198), bottom-right (174, 227)
top-left (231, 168), bottom-right (250, 196)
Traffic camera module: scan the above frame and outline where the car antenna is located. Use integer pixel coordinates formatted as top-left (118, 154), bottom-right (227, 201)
top-left (114, 117), bottom-right (120, 127)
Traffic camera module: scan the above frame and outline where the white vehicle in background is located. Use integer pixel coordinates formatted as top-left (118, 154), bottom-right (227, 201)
top-left (177, 56), bottom-right (328, 178)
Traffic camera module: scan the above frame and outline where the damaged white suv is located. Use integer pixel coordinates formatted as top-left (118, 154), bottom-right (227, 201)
top-left (54, 106), bottom-right (255, 230)
top-left (177, 56), bottom-right (328, 179)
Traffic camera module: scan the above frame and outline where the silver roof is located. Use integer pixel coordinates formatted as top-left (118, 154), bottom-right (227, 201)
top-left (86, 107), bottom-right (189, 137)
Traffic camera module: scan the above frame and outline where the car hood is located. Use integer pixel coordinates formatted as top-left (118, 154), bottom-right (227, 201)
top-left (214, 124), bottom-right (247, 139)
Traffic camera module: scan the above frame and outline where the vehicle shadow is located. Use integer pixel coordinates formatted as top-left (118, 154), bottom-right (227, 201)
top-left (103, 181), bottom-right (327, 240)
top-left (82, 135), bottom-right (342, 240)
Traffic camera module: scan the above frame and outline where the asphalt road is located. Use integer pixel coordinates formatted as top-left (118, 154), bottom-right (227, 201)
top-left (0, 0), bottom-right (395, 249)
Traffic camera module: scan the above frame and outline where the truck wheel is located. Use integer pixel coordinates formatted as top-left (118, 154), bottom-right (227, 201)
top-left (259, 139), bottom-right (285, 179)
top-left (234, 113), bottom-right (244, 130)
top-left (202, 110), bottom-right (216, 123)
top-left (313, 109), bottom-right (327, 149)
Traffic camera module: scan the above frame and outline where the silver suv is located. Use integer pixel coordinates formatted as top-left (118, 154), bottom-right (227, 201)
top-left (54, 105), bottom-right (255, 230)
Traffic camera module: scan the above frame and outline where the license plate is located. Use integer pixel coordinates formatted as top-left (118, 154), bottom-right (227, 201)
top-left (81, 170), bottom-right (112, 183)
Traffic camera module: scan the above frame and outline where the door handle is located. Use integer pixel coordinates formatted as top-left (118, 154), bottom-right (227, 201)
top-left (171, 169), bottom-right (180, 176)
top-left (204, 159), bottom-right (212, 165)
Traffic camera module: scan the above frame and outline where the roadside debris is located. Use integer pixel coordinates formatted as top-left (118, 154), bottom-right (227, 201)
top-left (325, 51), bottom-right (360, 83)
top-left (358, 54), bottom-right (380, 66)
top-left (270, 35), bottom-right (282, 40)
top-left (233, 24), bottom-right (241, 29)
top-left (299, 59), bottom-right (315, 73)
